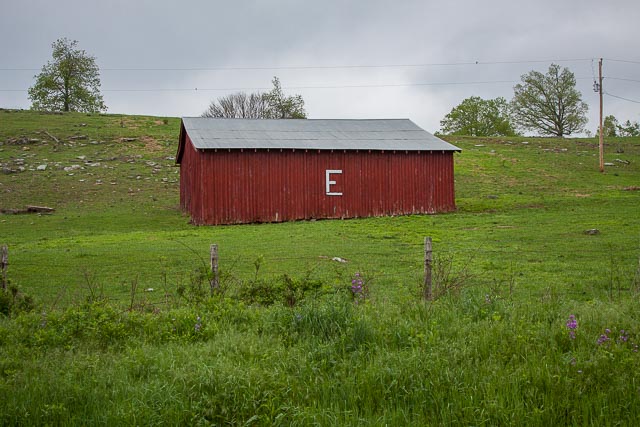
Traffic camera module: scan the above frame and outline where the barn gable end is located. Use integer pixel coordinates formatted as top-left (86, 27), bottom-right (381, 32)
top-left (176, 118), bottom-right (460, 225)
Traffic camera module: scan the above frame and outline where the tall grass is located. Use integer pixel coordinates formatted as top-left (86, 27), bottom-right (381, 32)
top-left (1, 286), bottom-right (640, 425)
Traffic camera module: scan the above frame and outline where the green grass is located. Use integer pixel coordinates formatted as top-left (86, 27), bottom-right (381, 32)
top-left (1, 109), bottom-right (640, 424)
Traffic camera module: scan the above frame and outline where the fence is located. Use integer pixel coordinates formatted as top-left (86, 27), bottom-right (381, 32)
top-left (1, 233), bottom-right (639, 310)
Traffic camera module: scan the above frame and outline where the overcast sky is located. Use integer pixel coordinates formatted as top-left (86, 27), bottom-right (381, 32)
top-left (1, 0), bottom-right (639, 135)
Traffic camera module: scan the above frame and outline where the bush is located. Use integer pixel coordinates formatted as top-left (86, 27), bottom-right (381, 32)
top-left (0, 284), bottom-right (35, 317)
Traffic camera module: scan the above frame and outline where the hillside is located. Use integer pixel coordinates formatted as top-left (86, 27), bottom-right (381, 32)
top-left (1, 109), bottom-right (638, 303)
top-left (1, 109), bottom-right (640, 424)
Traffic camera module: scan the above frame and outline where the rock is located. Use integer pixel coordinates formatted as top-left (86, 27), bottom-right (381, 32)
top-left (584, 229), bottom-right (600, 235)
top-left (604, 162), bottom-right (615, 166)
top-left (36, 164), bottom-right (47, 171)
top-left (77, 155), bottom-right (86, 160)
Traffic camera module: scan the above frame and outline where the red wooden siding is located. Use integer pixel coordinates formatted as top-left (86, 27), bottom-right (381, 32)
top-left (180, 134), bottom-right (456, 225)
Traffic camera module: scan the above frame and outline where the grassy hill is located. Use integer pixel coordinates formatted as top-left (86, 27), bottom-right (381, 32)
top-left (1, 109), bottom-right (640, 424)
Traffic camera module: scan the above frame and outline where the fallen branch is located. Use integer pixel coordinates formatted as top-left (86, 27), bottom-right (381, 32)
top-left (1, 205), bottom-right (55, 215)
top-left (44, 130), bottom-right (59, 144)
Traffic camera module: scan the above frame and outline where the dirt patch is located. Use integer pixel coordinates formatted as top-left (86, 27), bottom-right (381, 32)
top-left (623, 186), bottom-right (640, 191)
top-left (574, 193), bottom-right (591, 198)
top-left (140, 136), bottom-right (164, 152)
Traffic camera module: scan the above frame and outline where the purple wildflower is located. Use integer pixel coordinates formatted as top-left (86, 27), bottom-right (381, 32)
top-left (194, 316), bottom-right (202, 333)
top-left (619, 330), bottom-right (629, 343)
top-left (349, 272), bottom-right (367, 303)
top-left (598, 331), bottom-right (611, 345)
top-left (566, 315), bottom-right (578, 340)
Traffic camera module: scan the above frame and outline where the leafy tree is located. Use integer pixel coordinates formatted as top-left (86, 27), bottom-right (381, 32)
top-left (202, 92), bottom-right (269, 118)
top-left (601, 115), bottom-right (619, 137)
top-left (263, 77), bottom-right (306, 119)
top-left (439, 96), bottom-right (517, 136)
top-left (28, 38), bottom-right (106, 113)
top-left (618, 119), bottom-right (640, 137)
top-left (202, 77), bottom-right (306, 119)
top-left (510, 64), bottom-right (588, 137)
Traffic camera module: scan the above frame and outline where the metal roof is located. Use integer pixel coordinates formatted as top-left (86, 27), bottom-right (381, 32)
top-left (181, 117), bottom-right (460, 152)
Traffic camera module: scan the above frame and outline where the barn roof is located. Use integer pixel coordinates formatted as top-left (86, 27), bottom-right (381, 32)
top-left (178, 118), bottom-right (460, 157)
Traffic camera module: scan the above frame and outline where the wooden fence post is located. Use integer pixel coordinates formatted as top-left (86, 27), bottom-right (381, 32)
top-left (1, 245), bottom-right (7, 291)
top-left (423, 237), bottom-right (432, 300)
top-left (210, 244), bottom-right (219, 294)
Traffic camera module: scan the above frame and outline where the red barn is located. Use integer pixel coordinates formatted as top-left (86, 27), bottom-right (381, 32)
top-left (176, 118), bottom-right (460, 225)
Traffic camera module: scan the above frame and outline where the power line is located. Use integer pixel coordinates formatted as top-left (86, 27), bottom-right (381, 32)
top-left (605, 76), bottom-right (640, 84)
top-left (0, 57), bottom-right (595, 72)
top-left (604, 91), bottom-right (640, 104)
top-left (604, 58), bottom-right (640, 65)
top-left (0, 77), bottom-right (597, 93)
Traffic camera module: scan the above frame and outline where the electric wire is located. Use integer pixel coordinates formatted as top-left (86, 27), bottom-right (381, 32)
top-left (0, 77), bottom-right (597, 93)
top-left (0, 57), bottom-right (595, 72)
top-left (604, 92), bottom-right (640, 104)
top-left (604, 58), bottom-right (640, 65)
top-left (605, 77), bottom-right (640, 84)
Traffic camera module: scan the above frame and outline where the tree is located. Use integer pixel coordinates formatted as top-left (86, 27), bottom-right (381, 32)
top-left (28, 38), bottom-right (106, 113)
top-left (618, 119), bottom-right (640, 137)
top-left (202, 92), bottom-right (269, 118)
top-left (601, 115), bottom-right (619, 137)
top-left (439, 96), bottom-right (517, 136)
top-left (202, 77), bottom-right (306, 119)
top-left (510, 64), bottom-right (588, 137)
top-left (263, 77), bottom-right (306, 119)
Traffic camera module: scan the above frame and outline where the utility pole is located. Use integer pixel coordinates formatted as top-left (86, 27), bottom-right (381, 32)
top-left (598, 58), bottom-right (604, 172)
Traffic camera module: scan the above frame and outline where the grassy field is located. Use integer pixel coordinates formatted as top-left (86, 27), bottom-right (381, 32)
top-left (1, 109), bottom-right (640, 425)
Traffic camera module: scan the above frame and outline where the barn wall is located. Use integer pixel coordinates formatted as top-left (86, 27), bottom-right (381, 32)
top-left (180, 140), bottom-right (456, 225)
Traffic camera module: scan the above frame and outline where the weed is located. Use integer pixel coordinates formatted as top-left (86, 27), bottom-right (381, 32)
top-left (431, 252), bottom-right (474, 299)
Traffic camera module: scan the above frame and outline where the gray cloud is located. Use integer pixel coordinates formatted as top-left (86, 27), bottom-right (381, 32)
top-left (1, 0), bottom-right (638, 134)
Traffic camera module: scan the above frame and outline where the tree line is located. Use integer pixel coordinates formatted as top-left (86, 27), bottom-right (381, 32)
top-left (26, 38), bottom-right (637, 137)
top-left (439, 64), bottom-right (639, 138)
top-left (26, 38), bottom-right (306, 120)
